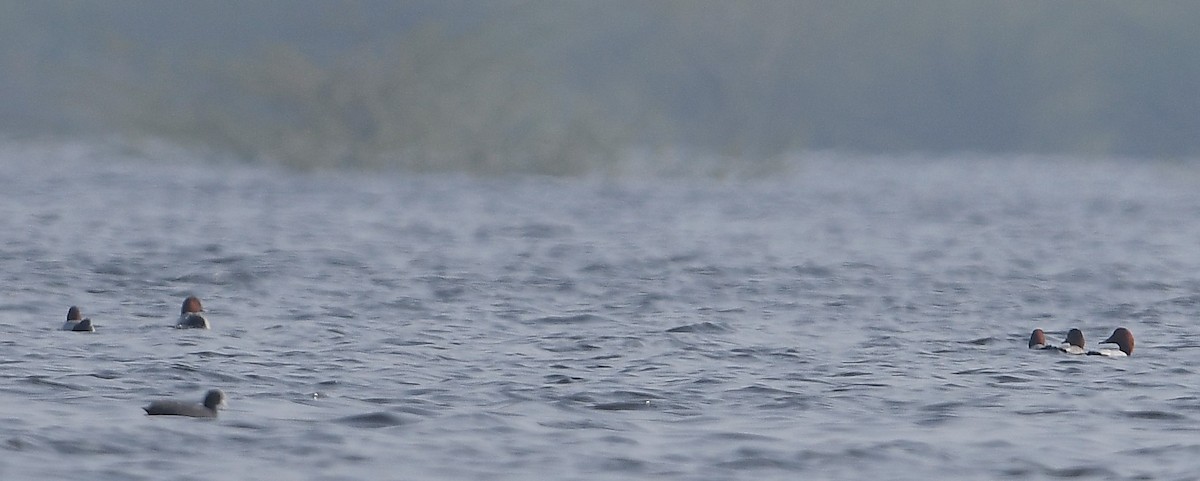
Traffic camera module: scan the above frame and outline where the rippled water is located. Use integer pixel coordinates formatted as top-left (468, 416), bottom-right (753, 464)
top-left (3, 142), bottom-right (1200, 480)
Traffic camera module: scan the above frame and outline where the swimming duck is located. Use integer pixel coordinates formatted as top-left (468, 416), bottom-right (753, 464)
top-left (1059, 328), bottom-right (1086, 354)
top-left (1029, 329), bottom-right (1051, 349)
top-left (144, 389), bottom-right (226, 418)
top-left (175, 296), bottom-right (210, 329)
top-left (61, 306), bottom-right (95, 332)
top-left (1088, 327), bottom-right (1134, 357)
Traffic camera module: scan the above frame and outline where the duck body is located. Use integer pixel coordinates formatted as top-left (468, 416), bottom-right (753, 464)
top-left (68, 318), bottom-right (95, 332)
top-left (144, 389), bottom-right (226, 418)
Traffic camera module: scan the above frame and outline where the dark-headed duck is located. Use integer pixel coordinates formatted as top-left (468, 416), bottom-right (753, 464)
top-left (61, 306), bottom-right (95, 332)
top-left (1029, 329), bottom-right (1050, 349)
top-left (1059, 328), bottom-right (1086, 354)
top-left (175, 296), bottom-right (210, 329)
top-left (1088, 327), bottom-right (1134, 357)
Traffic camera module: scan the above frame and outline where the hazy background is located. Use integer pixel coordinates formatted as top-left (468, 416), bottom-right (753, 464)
top-left (3, 0), bottom-right (1198, 174)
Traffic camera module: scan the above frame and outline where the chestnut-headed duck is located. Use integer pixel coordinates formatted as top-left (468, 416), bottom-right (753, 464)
top-left (61, 306), bottom-right (95, 332)
top-left (144, 389), bottom-right (226, 418)
top-left (1059, 328), bottom-right (1086, 354)
top-left (1029, 329), bottom-right (1050, 349)
top-left (175, 296), bottom-right (210, 329)
top-left (1088, 327), bottom-right (1134, 357)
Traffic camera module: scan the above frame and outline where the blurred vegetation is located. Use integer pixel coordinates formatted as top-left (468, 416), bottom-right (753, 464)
top-left (2, 1), bottom-right (1199, 173)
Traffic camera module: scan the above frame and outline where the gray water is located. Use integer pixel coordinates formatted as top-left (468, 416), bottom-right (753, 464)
top-left (3, 141), bottom-right (1200, 480)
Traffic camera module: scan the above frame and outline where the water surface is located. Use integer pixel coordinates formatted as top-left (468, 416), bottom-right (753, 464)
top-left (2, 143), bottom-right (1200, 480)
